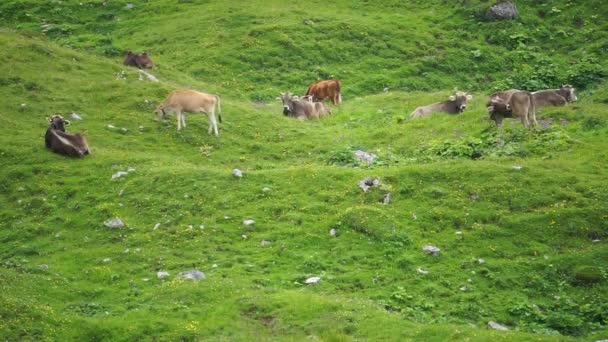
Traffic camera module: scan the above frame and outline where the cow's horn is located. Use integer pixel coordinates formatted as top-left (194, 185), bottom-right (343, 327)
top-left (449, 95), bottom-right (456, 101)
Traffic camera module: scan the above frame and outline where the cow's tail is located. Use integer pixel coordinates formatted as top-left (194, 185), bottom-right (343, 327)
top-left (215, 95), bottom-right (222, 123)
top-left (305, 83), bottom-right (315, 96)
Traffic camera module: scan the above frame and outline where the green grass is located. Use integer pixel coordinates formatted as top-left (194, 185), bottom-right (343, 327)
top-left (1, 0), bottom-right (607, 340)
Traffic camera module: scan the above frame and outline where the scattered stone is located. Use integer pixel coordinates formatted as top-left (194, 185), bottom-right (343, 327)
top-left (142, 278), bottom-right (150, 282)
top-left (382, 192), bottom-right (391, 205)
top-left (487, 321), bottom-right (509, 331)
top-left (260, 240), bottom-right (272, 246)
top-left (422, 245), bottom-right (441, 256)
top-left (37, 264), bottom-right (49, 270)
top-left (242, 234), bottom-right (248, 239)
top-left (157, 271), bottom-right (169, 279)
top-left (412, 213), bottom-right (417, 220)
top-left (118, 189), bottom-right (125, 197)
top-left (459, 285), bottom-right (468, 291)
top-left (305, 276), bottom-right (321, 284)
top-left (358, 177), bottom-right (380, 192)
top-left (354, 150), bottom-right (377, 164)
top-left (153, 223), bottom-right (161, 230)
top-left (512, 165), bottom-right (523, 170)
top-left (111, 171), bottom-right (129, 180)
top-left (70, 112), bottom-right (83, 120)
top-left (383, 87), bottom-right (390, 93)
top-left (478, 258), bottom-right (486, 265)
top-left (127, 167), bottom-right (136, 172)
top-left (592, 239), bottom-right (601, 243)
top-left (125, 3), bottom-right (134, 9)
top-left (559, 118), bottom-right (569, 126)
top-left (135, 248), bottom-right (141, 253)
top-left (179, 270), bottom-right (205, 281)
top-left (212, 264), bottom-right (218, 268)
top-left (417, 267), bottom-right (429, 274)
top-left (199, 225), bottom-right (205, 230)
top-left (469, 193), bottom-right (480, 201)
top-left (138, 70), bottom-right (159, 82)
top-left (104, 218), bottom-right (125, 228)
top-left (123, 248), bottom-right (130, 253)
top-left (486, 1), bottom-right (518, 21)
top-left (329, 228), bottom-right (337, 237)
top-left (103, 258), bottom-right (111, 263)
top-left (187, 225), bottom-right (193, 230)
top-left (21, 103), bottom-right (27, 107)
top-left (243, 219), bottom-right (255, 226)
top-left (539, 117), bottom-right (553, 129)
top-left (232, 169), bottom-right (243, 178)
top-left (262, 187), bottom-right (271, 192)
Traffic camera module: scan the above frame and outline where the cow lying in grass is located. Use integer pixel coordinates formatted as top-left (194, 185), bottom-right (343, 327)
top-left (409, 92), bottom-right (473, 119)
top-left (155, 89), bottom-right (222, 135)
top-left (279, 93), bottom-right (330, 120)
top-left (302, 95), bottom-right (331, 116)
top-left (45, 115), bottom-right (90, 157)
top-left (487, 89), bottom-right (537, 128)
top-left (123, 51), bottom-right (154, 69)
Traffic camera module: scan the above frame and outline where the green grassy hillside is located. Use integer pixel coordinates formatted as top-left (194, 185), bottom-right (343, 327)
top-left (1, 0), bottom-right (607, 340)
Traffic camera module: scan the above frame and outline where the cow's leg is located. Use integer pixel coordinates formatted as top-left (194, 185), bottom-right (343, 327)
top-left (176, 111), bottom-right (182, 130)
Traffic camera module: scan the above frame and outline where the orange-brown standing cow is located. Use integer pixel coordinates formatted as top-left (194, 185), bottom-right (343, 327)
top-left (304, 79), bottom-right (342, 105)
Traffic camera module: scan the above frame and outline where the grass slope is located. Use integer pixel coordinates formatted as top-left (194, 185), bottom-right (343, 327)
top-left (0, 1), bottom-right (607, 341)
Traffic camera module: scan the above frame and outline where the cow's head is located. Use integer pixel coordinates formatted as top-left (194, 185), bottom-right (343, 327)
top-left (560, 84), bottom-right (577, 102)
top-left (486, 96), bottom-right (511, 127)
top-left (136, 52), bottom-right (154, 69)
top-left (154, 104), bottom-right (167, 121)
top-left (449, 92), bottom-right (473, 113)
top-left (48, 115), bottom-right (70, 132)
top-left (279, 92), bottom-right (295, 116)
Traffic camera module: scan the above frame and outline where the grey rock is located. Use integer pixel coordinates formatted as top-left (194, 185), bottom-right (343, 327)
top-left (487, 321), bottom-right (509, 331)
top-left (486, 1), bottom-right (518, 21)
top-left (422, 245), bottom-right (441, 256)
top-left (358, 177), bottom-right (380, 192)
top-left (469, 193), bottom-right (480, 201)
top-left (111, 171), bottom-right (129, 180)
top-left (243, 219), bottom-right (255, 226)
top-left (157, 271), bottom-right (170, 279)
top-left (70, 112), bottom-right (83, 120)
top-left (260, 240), bottom-right (272, 246)
top-left (37, 264), bottom-right (49, 270)
top-left (305, 276), bottom-right (320, 284)
top-left (179, 270), bottom-right (205, 280)
top-left (104, 218), bottom-right (125, 228)
top-left (382, 192), bottom-right (391, 205)
top-left (329, 228), bottom-right (337, 237)
top-left (354, 150), bottom-right (377, 164)
top-left (232, 169), bottom-right (243, 178)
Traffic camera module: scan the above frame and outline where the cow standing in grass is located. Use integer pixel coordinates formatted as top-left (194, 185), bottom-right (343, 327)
top-left (45, 115), bottom-right (90, 157)
top-left (123, 51), bottom-right (154, 69)
top-left (155, 89), bottom-right (222, 135)
top-left (304, 79), bottom-right (342, 105)
top-left (409, 92), bottom-right (473, 119)
top-left (487, 89), bottom-right (537, 128)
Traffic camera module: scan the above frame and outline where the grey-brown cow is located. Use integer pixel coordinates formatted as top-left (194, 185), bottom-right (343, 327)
top-left (409, 92), bottom-right (473, 119)
top-left (279, 93), bottom-right (318, 120)
top-left (487, 89), bottom-right (537, 128)
top-left (45, 115), bottom-right (91, 157)
top-left (532, 84), bottom-right (578, 108)
top-left (302, 95), bottom-right (331, 117)
top-left (155, 89), bottom-right (222, 135)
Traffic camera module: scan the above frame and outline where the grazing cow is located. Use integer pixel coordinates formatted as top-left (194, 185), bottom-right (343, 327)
top-left (45, 115), bottom-right (90, 157)
top-left (409, 92), bottom-right (473, 119)
top-left (279, 93), bottom-right (318, 120)
top-left (155, 89), bottom-right (222, 135)
top-left (123, 51), bottom-right (154, 69)
top-left (532, 85), bottom-right (578, 108)
top-left (487, 89), bottom-right (537, 127)
top-left (304, 79), bottom-right (342, 105)
top-left (302, 95), bottom-right (331, 116)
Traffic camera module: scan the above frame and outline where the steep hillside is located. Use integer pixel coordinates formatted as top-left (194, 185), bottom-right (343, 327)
top-left (0, 1), bottom-right (607, 340)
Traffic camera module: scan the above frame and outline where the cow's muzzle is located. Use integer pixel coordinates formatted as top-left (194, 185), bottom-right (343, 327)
top-left (459, 105), bottom-right (467, 112)
top-left (283, 106), bottom-right (291, 116)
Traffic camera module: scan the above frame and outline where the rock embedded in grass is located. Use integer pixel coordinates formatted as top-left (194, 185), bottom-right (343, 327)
top-left (104, 218), bottom-right (125, 228)
top-left (243, 219), bottom-right (255, 226)
top-left (487, 321), bottom-right (509, 331)
top-left (232, 169), bottom-right (243, 178)
top-left (358, 177), bottom-right (380, 192)
top-left (422, 245), bottom-right (441, 256)
top-left (260, 240), bottom-right (271, 246)
top-left (486, 1), bottom-right (518, 21)
top-left (305, 276), bottom-right (320, 284)
top-left (354, 150), bottom-right (377, 164)
top-left (157, 271), bottom-right (169, 279)
top-left (179, 270), bottom-right (205, 281)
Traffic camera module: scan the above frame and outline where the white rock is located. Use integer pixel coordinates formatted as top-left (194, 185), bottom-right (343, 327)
top-left (153, 223), bottom-right (161, 230)
top-left (125, 3), bottom-right (134, 9)
top-left (422, 245), bottom-right (441, 256)
top-left (459, 285), bottom-right (468, 291)
top-left (232, 169), bottom-right (243, 178)
top-left (487, 321), bottom-right (509, 331)
top-left (305, 276), bottom-right (321, 284)
top-left (118, 189), bottom-right (125, 196)
top-left (260, 240), bottom-right (272, 246)
top-left (212, 264), bottom-right (218, 268)
top-left (123, 248), bottom-right (130, 253)
top-left (358, 177), bottom-right (380, 192)
top-left (21, 103), bottom-right (27, 107)
top-left (417, 267), bottom-right (429, 274)
top-left (329, 228), bottom-right (337, 237)
top-left (512, 165), bottom-right (523, 170)
top-left (104, 218), bottom-right (125, 228)
top-left (262, 187), bottom-right (271, 192)
top-left (179, 270), bottom-right (205, 280)
top-left (477, 258), bottom-right (486, 265)
top-left (139, 70), bottom-right (159, 82)
top-left (111, 171), bottom-right (129, 180)
top-left (37, 264), bottom-right (49, 270)
top-left (127, 167), bottom-right (136, 172)
top-left (592, 239), bottom-right (601, 243)
top-left (199, 225), bottom-right (205, 230)
top-left (354, 150), bottom-right (377, 164)
top-left (70, 112), bottom-right (83, 120)
top-left (103, 258), bottom-right (111, 263)
top-left (243, 219), bottom-right (255, 226)
top-left (157, 271), bottom-right (169, 279)
top-left (142, 278), bottom-right (150, 282)
top-left (242, 234), bottom-right (247, 239)
top-left (383, 192), bottom-right (391, 205)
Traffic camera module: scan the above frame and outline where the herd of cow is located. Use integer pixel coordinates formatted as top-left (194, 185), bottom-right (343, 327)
top-left (44, 51), bottom-right (578, 157)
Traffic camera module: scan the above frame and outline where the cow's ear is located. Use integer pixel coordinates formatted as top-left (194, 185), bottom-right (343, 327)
top-left (48, 117), bottom-right (53, 122)
top-left (466, 94), bottom-right (473, 100)
top-left (448, 96), bottom-right (456, 101)
top-left (506, 104), bottom-right (511, 110)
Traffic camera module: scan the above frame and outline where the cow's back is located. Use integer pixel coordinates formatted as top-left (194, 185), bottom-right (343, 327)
top-left (532, 90), bottom-right (567, 107)
top-left (166, 89), bottom-right (215, 111)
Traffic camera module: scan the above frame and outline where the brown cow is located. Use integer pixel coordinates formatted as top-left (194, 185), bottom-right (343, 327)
top-left (487, 89), bottom-right (536, 128)
top-left (302, 95), bottom-right (331, 116)
top-left (532, 85), bottom-right (577, 108)
top-left (409, 92), bottom-right (473, 119)
top-left (45, 115), bottom-right (90, 157)
top-left (155, 89), bottom-right (222, 135)
top-left (304, 79), bottom-right (342, 105)
top-left (123, 51), bottom-right (154, 69)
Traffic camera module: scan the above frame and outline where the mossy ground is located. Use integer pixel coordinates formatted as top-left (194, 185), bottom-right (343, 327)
top-left (0, 1), bottom-right (607, 340)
